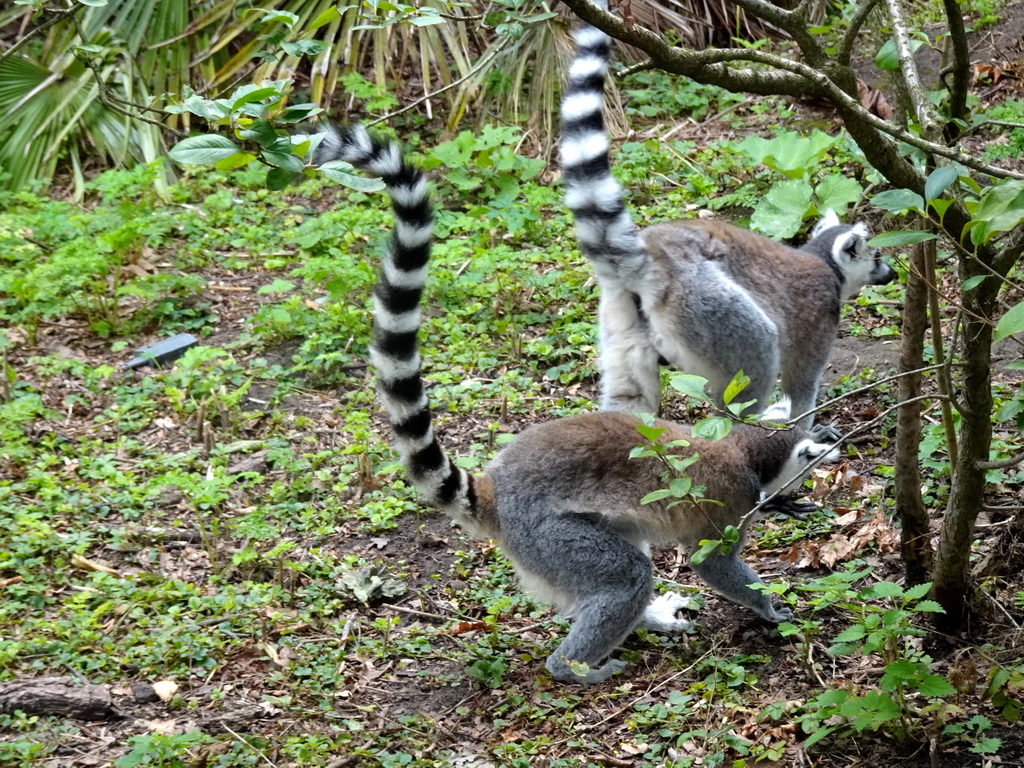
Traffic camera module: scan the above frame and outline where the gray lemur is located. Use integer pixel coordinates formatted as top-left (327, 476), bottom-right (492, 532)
top-left (559, 2), bottom-right (897, 425)
top-left (314, 125), bottom-right (842, 684)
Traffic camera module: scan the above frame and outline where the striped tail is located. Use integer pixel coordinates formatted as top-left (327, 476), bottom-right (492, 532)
top-left (314, 125), bottom-right (488, 534)
top-left (559, 2), bottom-right (647, 286)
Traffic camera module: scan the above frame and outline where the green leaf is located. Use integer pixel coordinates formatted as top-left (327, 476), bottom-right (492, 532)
top-left (995, 301), bottom-right (1024, 342)
top-left (917, 673), bottom-right (956, 697)
top-left (868, 230), bottom-right (937, 247)
top-left (864, 581), bottom-right (904, 599)
top-left (962, 275), bottom-right (987, 291)
top-left (875, 37), bottom-right (924, 70)
top-left (902, 582), bottom-right (932, 600)
top-left (670, 374), bottom-right (711, 402)
top-left (319, 162), bottom-right (386, 192)
top-left (214, 152), bottom-right (256, 172)
top-left (238, 119), bottom-right (281, 146)
top-left (971, 179), bottom-right (1024, 245)
top-left (636, 424), bottom-right (666, 443)
top-left (925, 166), bottom-right (959, 202)
top-left (832, 625), bottom-right (867, 643)
top-left (266, 167), bottom-right (292, 191)
top-left (692, 416), bottom-right (732, 442)
top-left (815, 174), bottom-right (863, 214)
top-left (169, 135), bottom-right (240, 165)
top-left (232, 87), bottom-right (279, 111)
top-left (641, 488), bottom-right (676, 504)
top-left (751, 179), bottom-right (813, 238)
top-left (739, 131), bottom-right (836, 178)
top-left (802, 725), bottom-right (836, 748)
top-left (872, 188), bottom-right (925, 213)
top-left (722, 371), bottom-right (750, 405)
top-left (262, 151), bottom-right (305, 173)
top-left (912, 599), bottom-right (945, 613)
top-left (76, 0), bottom-right (109, 6)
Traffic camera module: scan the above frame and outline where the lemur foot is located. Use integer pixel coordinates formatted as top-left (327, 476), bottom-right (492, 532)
top-left (762, 496), bottom-right (818, 520)
top-left (809, 423), bottom-right (842, 444)
top-left (640, 592), bottom-right (696, 633)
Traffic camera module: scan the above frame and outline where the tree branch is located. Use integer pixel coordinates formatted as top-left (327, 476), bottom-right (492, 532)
top-left (977, 449), bottom-right (1024, 471)
top-left (561, 0), bottom-right (1024, 181)
top-left (881, 0), bottom-right (940, 140)
top-left (839, 0), bottom-right (882, 65)
top-left (940, 0), bottom-right (971, 128)
top-left (728, 0), bottom-right (825, 63)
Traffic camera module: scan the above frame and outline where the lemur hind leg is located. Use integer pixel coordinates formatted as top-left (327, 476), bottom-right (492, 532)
top-left (508, 512), bottom-right (654, 683)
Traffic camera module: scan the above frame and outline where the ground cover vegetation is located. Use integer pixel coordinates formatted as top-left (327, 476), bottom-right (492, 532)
top-left (2, 0), bottom-right (1024, 766)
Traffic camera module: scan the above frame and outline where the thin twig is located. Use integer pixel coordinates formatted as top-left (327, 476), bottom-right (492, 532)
top-left (69, 13), bottom-right (186, 138)
top-left (788, 363), bottom-right (947, 427)
top-left (0, 4), bottom-right (84, 65)
top-left (741, 393), bottom-right (951, 529)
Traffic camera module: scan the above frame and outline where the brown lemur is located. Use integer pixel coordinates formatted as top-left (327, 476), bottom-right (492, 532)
top-left (313, 125), bottom-right (842, 684)
top-left (560, 0), bottom-right (897, 424)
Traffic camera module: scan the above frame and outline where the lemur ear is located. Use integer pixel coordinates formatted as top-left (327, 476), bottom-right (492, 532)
top-left (810, 209), bottom-right (842, 238)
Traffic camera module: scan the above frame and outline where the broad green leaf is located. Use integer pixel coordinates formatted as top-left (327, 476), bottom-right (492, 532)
top-left (925, 165), bottom-right (959, 202)
top-left (641, 488), bottom-right (676, 504)
top-left (266, 167), bottom-right (292, 191)
top-left (722, 371), bottom-right (750, 405)
top-left (865, 581), bottom-right (904, 598)
top-left (232, 87), bottom-right (279, 111)
top-left (751, 179), bottom-right (813, 239)
top-left (995, 302), bottom-right (1024, 341)
top-left (879, 659), bottom-right (922, 685)
top-left (832, 625), bottom-right (867, 643)
top-left (670, 374), bottom-right (712, 402)
top-left (739, 131), bottom-right (836, 179)
top-left (310, 6), bottom-right (351, 30)
top-left (815, 174), bottom-right (862, 214)
top-left (875, 37), bottom-right (924, 70)
top-left (868, 230), bottom-right (937, 247)
top-left (917, 673), bottom-right (956, 697)
top-left (912, 599), bottom-right (945, 613)
top-left (262, 151), bottom-right (305, 173)
top-left (214, 152), bottom-right (256, 171)
top-left (692, 416), bottom-right (732, 442)
top-left (802, 726), bottom-right (836, 748)
top-left (169, 135), bottom-right (240, 165)
top-left (872, 188), bottom-right (924, 213)
top-left (903, 582), bottom-right (932, 600)
top-left (318, 165), bottom-right (386, 193)
top-left (971, 179), bottom-right (1024, 245)
top-left (636, 424), bottom-right (666, 443)
top-left (237, 119), bottom-right (280, 145)
top-left (281, 39), bottom-right (329, 56)
top-left (407, 14), bottom-right (447, 26)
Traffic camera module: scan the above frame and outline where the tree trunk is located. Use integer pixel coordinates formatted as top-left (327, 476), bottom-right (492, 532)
top-left (931, 266), bottom-right (996, 629)
top-left (895, 239), bottom-right (933, 585)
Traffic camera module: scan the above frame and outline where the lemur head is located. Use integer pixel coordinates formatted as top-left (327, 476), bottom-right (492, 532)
top-left (803, 210), bottom-right (897, 300)
top-left (761, 427), bottom-right (841, 497)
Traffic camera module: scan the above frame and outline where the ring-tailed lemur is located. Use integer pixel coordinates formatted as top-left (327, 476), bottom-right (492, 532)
top-left (314, 125), bottom-right (842, 684)
top-left (560, 2), bottom-right (897, 425)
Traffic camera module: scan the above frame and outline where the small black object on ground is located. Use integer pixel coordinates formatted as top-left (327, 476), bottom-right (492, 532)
top-left (123, 333), bottom-right (199, 369)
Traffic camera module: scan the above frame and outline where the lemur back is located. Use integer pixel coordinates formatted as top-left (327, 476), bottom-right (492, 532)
top-left (560, 2), bottom-right (896, 425)
top-left (316, 125), bottom-right (840, 684)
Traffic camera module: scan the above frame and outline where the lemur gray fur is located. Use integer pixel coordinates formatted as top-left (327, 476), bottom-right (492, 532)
top-left (559, 1), bottom-right (897, 425)
top-left (314, 125), bottom-right (842, 684)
